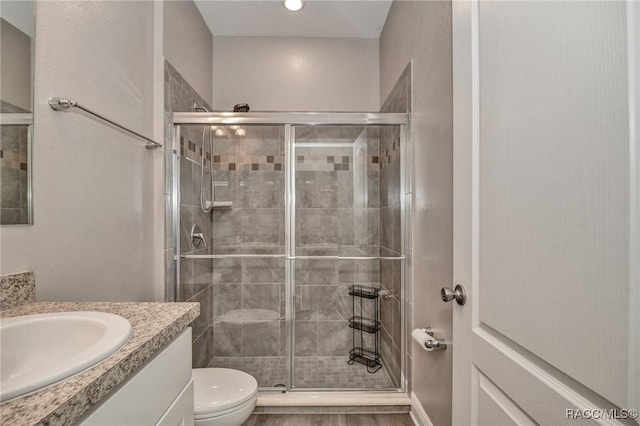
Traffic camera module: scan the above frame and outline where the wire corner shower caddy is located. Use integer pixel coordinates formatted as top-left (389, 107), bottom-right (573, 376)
top-left (348, 284), bottom-right (382, 373)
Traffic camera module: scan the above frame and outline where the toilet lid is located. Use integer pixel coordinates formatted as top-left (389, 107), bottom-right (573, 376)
top-left (192, 368), bottom-right (258, 416)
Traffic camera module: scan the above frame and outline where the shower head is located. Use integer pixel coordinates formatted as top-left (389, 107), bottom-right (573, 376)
top-left (193, 103), bottom-right (209, 112)
top-left (233, 103), bottom-right (250, 112)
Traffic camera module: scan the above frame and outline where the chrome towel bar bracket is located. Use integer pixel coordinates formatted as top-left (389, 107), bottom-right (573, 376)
top-left (48, 97), bottom-right (162, 149)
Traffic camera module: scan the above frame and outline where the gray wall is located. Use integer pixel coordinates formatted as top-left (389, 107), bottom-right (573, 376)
top-left (163, 0), bottom-right (213, 107)
top-left (1, 1), bottom-right (158, 302)
top-left (380, 2), bottom-right (453, 425)
top-left (212, 36), bottom-right (379, 112)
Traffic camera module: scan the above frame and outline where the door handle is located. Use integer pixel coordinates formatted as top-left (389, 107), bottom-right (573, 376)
top-left (441, 284), bottom-right (466, 306)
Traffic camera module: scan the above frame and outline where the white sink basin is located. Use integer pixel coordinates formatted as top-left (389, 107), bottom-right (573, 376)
top-left (0, 311), bottom-right (132, 402)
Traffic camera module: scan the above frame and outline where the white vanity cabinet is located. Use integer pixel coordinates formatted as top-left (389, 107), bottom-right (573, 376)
top-left (80, 327), bottom-right (193, 426)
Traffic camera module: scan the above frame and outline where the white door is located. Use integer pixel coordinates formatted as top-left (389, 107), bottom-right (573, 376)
top-left (452, 1), bottom-right (639, 425)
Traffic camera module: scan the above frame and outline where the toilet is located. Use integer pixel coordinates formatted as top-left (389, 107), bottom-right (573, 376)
top-left (192, 368), bottom-right (258, 426)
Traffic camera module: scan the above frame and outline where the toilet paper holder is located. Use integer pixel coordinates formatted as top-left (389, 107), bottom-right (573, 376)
top-left (421, 327), bottom-right (447, 351)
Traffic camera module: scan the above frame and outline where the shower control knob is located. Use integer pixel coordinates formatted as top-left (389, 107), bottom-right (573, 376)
top-left (441, 285), bottom-right (466, 306)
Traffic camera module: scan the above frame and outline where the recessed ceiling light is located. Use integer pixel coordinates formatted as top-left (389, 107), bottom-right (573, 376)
top-left (283, 0), bottom-right (304, 12)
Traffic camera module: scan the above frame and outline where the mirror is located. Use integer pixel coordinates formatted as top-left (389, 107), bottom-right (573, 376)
top-left (0, 1), bottom-right (34, 225)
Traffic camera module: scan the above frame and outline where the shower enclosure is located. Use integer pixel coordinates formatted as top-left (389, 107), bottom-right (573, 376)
top-left (170, 112), bottom-right (409, 393)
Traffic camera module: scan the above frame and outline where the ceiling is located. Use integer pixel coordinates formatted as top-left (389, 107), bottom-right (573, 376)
top-left (0, 0), bottom-right (34, 37)
top-left (194, 0), bottom-right (393, 39)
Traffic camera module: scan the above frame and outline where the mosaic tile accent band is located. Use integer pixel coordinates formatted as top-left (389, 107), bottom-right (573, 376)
top-left (296, 154), bottom-right (380, 172)
top-left (215, 154), bottom-right (284, 171)
top-left (382, 136), bottom-right (401, 168)
top-left (179, 136), bottom-right (211, 167)
top-left (179, 137), bottom-right (384, 172)
top-left (0, 150), bottom-right (28, 171)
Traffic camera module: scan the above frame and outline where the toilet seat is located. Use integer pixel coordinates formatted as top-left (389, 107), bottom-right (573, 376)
top-left (192, 368), bottom-right (258, 420)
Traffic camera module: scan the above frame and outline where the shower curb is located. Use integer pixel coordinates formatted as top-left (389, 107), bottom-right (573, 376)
top-left (256, 392), bottom-right (411, 414)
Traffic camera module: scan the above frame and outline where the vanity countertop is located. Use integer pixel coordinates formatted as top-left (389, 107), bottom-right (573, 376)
top-left (0, 301), bottom-right (199, 426)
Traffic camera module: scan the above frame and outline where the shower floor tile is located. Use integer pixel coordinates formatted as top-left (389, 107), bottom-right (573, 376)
top-left (209, 356), bottom-right (288, 387)
top-left (209, 356), bottom-right (396, 389)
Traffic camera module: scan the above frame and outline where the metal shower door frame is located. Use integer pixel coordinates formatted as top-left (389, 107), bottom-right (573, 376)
top-left (171, 112), bottom-right (410, 394)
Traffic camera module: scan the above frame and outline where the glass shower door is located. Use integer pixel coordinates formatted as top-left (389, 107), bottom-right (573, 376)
top-left (290, 125), bottom-right (403, 390)
top-left (174, 115), bottom-right (407, 393)
top-left (179, 124), bottom-right (288, 389)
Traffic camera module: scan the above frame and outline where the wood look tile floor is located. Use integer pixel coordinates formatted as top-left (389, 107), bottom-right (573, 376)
top-left (242, 413), bottom-right (414, 426)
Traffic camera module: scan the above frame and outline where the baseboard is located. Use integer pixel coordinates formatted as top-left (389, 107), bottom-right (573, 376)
top-left (410, 392), bottom-right (434, 426)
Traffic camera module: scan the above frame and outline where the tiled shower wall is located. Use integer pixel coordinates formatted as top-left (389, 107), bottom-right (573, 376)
top-left (164, 60), bottom-right (214, 368)
top-left (208, 126), bottom-right (287, 361)
top-left (166, 85), bottom-right (405, 385)
top-left (208, 125), bottom-right (396, 388)
top-left (293, 127), bottom-right (381, 366)
top-left (379, 65), bottom-right (411, 385)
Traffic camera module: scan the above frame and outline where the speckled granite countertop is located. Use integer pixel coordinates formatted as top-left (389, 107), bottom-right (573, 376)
top-left (0, 302), bottom-right (199, 426)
